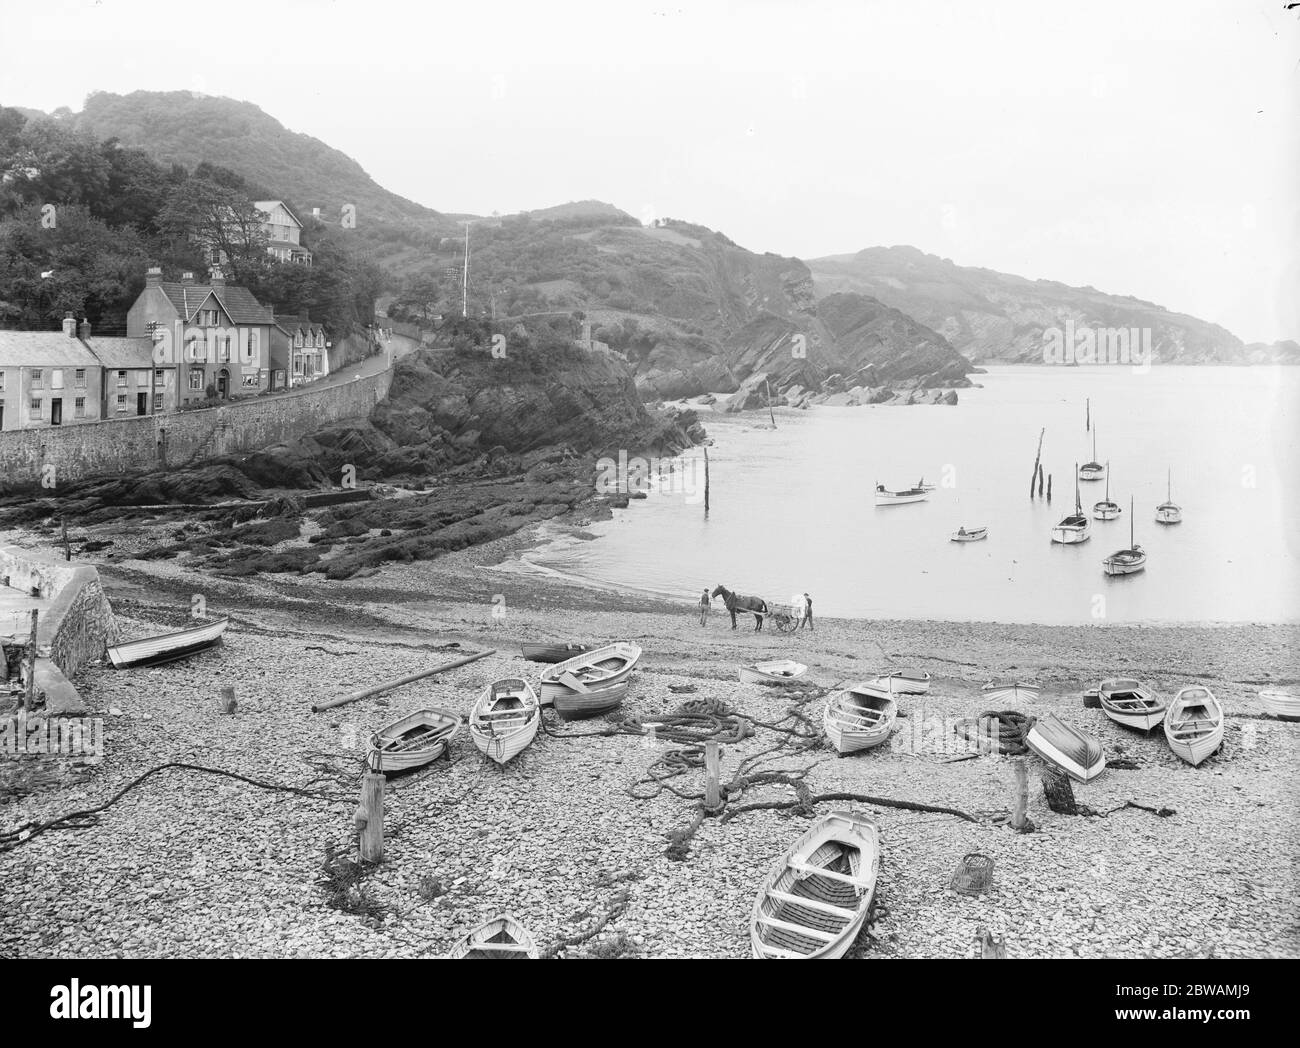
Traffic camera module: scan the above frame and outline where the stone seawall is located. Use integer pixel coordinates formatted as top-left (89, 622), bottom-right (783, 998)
top-left (0, 368), bottom-right (392, 487)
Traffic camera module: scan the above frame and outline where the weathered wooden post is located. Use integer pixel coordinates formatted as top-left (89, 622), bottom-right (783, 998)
top-left (977, 927), bottom-right (1007, 958)
top-left (61, 517), bottom-right (70, 561)
top-left (703, 740), bottom-right (722, 810)
top-left (357, 753), bottom-right (385, 863)
top-left (220, 686), bottom-right (237, 714)
top-left (1010, 758), bottom-right (1029, 831)
top-left (1030, 427), bottom-right (1044, 499)
top-left (1046, 474), bottom-right (1053, 503)
top-left (764, 379), bottom-right (776, 428)
top-left (23, 609), bottom-right (38, 711)
top-left (703, 446), bottom-right (710, 514)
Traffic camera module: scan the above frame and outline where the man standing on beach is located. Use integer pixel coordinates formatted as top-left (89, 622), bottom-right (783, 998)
top-left (699, 588), bottom-right (710, 627)
top-left (798, 592), bottom-right (814, 630)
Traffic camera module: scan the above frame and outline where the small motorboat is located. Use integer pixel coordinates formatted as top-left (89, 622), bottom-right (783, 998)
top-left (739, 660), bottom-right (808, 686)
top-left (863, 670), bottom-right (930, 695)
top-left (445, 913), bottom-right (540, 958)
top-left (1259, 690), bottom-right (1300, 721)
top-left (1155, 469), bottom-right (1182, 525)
top-left (1097, 678), bottom-right (1166, 732)
top-left (874, 482), bottom-right (929, 506)
top-left (1093, 462), bottom-right (1121, 520)
top-left (538, 642), bottom-right (641, 704)
top-left (368, 708), bottom-right (463, 774)
top-left (552, 680), bottom-right (629, 721)
top-left (1026, 712), bottom-right (1106, 782)
top-left (1079, 427), bottom-right (1105, 482)
top-left (1102, 496), bottom-right (1146, 576)
top-left (521, 642), bottom-right (592, 663)
top-left (950, 525), bottom-right (988, 542)
top-left (750, 811), bottom-right (880, 959)
top-left (1051, 467), bottom-right (1091, 544)
top-left (981, 680), bottom-right (1039, 704)
top-left (107, 616), bottom-right (229, 669)
top-left (470, 678), bottom-right (540, 765)
top-left (1164, 685), bottom-right (1224, 766)
top-left (824, 687), bottom-right (897, 754)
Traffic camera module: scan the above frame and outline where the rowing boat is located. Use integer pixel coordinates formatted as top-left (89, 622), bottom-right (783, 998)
top-left (445, 913), bottom-right (540, 959)
top-left (864, 670), bottom-right (930, 695)
top-left (1164, 685), bottom-right (1223, 767)
top-left (470, 678), bottom-right (540, 765)
top-left (520, 642), bottom-right (592, 663)
top-left (874, 483), bottom-right (928, 506)
top-left (1259, 690), bottom-right (1300, 721)
top-left (1026, 712), bottom-right (1106, 782)
top-left (751, 811), bottom-right (880, 959)
top-left (950, 526), bottom-right (988, 542)
top-left (552, 680), bottom-right (630, 720)
top-left (981, 680), bottom-right (1039, 703)
top-left (823, 687), bottom-right (897, 754)
top-left (1097, 678), bottom-right (1166, 732)
top-left (739, 660), bottom-right (808, 686)
top-left (368, 708), bottom-right (462, 774)
top-left (106, 616), bottom-right (229, 669)
top-left (538, 642), bottom-right (641, 704)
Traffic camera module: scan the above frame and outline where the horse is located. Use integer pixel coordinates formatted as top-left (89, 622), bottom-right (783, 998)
top-left (711, 584), bottom-right (769, 631)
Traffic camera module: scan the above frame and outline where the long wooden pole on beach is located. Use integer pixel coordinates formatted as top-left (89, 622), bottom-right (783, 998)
top-left (703, 446), bottom-right (710, 513)
top-left (311, 649), bottom-right (495, 712)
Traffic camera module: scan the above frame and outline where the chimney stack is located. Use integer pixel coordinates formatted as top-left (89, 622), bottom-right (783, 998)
top-left (61, 313), bottom-right (76, 338)
top-left (181, 271), bottom-right (195, 286)
top-left (78, 319), bottom-right (92, 341)
top-left (209, 265), bottom-right (225, 288)
top-left (145, 266), bottom-right (163, 288)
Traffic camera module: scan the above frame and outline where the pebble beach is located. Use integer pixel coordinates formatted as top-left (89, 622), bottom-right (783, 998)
top-left (2, 525), bottom-right (1298, 960)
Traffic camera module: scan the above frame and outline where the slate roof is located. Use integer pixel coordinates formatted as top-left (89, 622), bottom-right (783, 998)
top-left (0, 331), bottom-right (101, 368)
top-left (157, 282), bottom-right (277, 325)
top-left (87, 337), bottom-right (157, 369)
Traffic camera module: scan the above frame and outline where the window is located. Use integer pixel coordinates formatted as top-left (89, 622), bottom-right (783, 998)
top-left (52, 369), bottom-right (64, 389)
top-left (74, 368), bottom-right (86, 388)
top-left (154, 369), bottom-right (165, 385)
top-left (0, 372), bottom-right (5, 392)
top-left (30, 397), bottom-right (42, 416)
top-left (117, 370), bottom-right (127, 387)
top-left (246, 330), bottom-right (257, 359)
top-left (74, 397), bottom-right (85, 417)
top-left (30, 368), bottom-right (43, 387)
top-left (188, 369), bottom-right (204, 391)
top-left (219, 337), bottom-right (230, 362)
top-left (116, 394), bottom-right (128, 412)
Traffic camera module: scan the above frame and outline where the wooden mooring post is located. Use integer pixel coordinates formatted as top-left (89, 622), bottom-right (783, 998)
top-left (977, 927), bottom-right (1007, 958)
top-left (764, 379), bottom-right (776, 428)
top-left (22, 609), bottom-right (37, 711)
top-left (61, 517), bottom-right (70, 561)
top-left (703, 446), bottom-right (710, 514)
top-left (357, 759), bottom-right (385, 863)
top-left (220, 686), bottom-right (237, 714)
top-left (703, 740), bottom-right (722, 810)
top-left (1010, 758), bottom-right (1029, 831)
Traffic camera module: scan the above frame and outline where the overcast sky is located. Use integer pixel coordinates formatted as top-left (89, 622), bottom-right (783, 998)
top-left (3, 0), bottom-right (1297, 342)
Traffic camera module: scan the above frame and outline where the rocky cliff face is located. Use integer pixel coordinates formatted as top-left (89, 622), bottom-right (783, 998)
top-left (808, 245), bottom-right (1271, 365)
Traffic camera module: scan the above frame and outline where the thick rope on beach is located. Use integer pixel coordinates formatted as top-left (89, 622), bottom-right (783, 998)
top-left (952, 710), bottom-right (1033, 756)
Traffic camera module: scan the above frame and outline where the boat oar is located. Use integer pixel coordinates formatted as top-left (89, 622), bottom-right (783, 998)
top-left (311, 649), bottom-right (495, 712)
top-left (557, 671), bottom-right (592, 693)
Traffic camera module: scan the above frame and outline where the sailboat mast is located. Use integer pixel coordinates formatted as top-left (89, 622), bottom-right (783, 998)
top-left (462, 221), bottom-right (471, 318)
top-left (1074, 463), bottom-right (1081, 514)
top-left (1130, 496), bottom-right (1134, 548)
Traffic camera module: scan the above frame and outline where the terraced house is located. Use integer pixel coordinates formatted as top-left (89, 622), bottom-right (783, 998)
top-left (126, 266), bottom-right (277, 406)
top-left (272, 314), bottom-right (331, 388)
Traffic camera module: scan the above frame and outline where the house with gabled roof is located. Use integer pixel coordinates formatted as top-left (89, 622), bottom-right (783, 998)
top-left (126, 266), bottom-right (278, 405)
top-left (253, 200), bottom-right (312, 265)
top-left (271, 314), bottom-right (331, 389)
top-left (0, 318), bottom-right (103, 430)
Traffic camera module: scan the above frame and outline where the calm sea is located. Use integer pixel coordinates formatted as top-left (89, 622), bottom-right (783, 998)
top-left (527, 366), bottom-right (1300, 624)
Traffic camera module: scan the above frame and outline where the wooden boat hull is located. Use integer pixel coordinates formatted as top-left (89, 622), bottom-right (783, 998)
top-left (470, 679), bottom-right (540, 765)
top-left (107, 616), bottom-right (229, 669)
top-left (739, 661), bottom-right (808, 686)
top-left (369, 708), bottom-right (463, 773)
top-left (1103, 548), bottom-right (1147, 576)
top-left (1155, 503), bottom-right (1182, 524)
top-left (538, 642), bottom-right (641, 703)
top-left (1050, 519), bottom-right (1091, 544)
top-left (751, 811), bottom-right (879, 959)
top-left (521, 642), bottom-right (592, 663)
top-left (1164, 686), bottom-right (1224, 766)
top-left (875, 490), bottom-right (928, 505)
top-left (824, 689), bottom-right (897, 754)
top-left (1026, 712), bottom-right (1106, 782)
top-left (552, 681), bottom-right (629, 720)
top-left (864, 670), bottom-right (929, 695)
top-left (950, 527), bottom-right (987, 542)
top-left (1259, 690), bottom-right (1300, 721)
top-left (445, 913), bottom-right (540, 959)
top-left (1079, 463), bottom-right (1105, 482)
top-left (1093, 502), bottom-right (1121, 521)
top-left (1097, 679), bottom-right (1166, 732)
top-left (981, 681), bottom-right (1039, 704)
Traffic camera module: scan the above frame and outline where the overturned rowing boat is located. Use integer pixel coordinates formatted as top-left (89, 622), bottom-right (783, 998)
top-left (445, 913), bottom-right (540, 958)
top-left (981, 680), bottom-right (1039, 704)
top-left (1026, 712), bottom-right (1106, 782)
top-left (1259, 689), bottom-right (1300, 721)
top-left (520, 642), bottom-right (592, 664)
top-left (107, 616), bottom-right (229, 669)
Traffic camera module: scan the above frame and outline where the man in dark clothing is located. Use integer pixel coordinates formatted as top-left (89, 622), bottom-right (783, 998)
top-left (699, 588), bottom-right (710, 626)
top-left (799, 592), bottom-right (814, 630)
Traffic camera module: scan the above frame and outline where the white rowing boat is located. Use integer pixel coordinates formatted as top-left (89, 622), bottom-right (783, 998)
top-left (739, 660), bottom-right (808, 686)
top-left (368, 708), bottom-right (462, 773)
top-left (824, 687), bottom-right (897, 754)
top-left (1026, 712), bottom-right (1106, 782)
top-left (1164, 685), bottom-right (1223, 767)
top-left (470, 678), bottom-right (540, 765)
top-left (107, 616), bottom-right (229, 668)
top-left (863, 670), bottom-right (930, 695)
top-left (1259, 690), bottom-right (1300, 721)
top-left (538, 642), bottom-right (641, 704)
top-left (981, 680), bottom-right (1039, 703)
top-left (950, 526), bottom-right (988, 542)
top-left (445, 913), bottom-right (540, 958)
top-left (750, 811), bottom-right (880, 959)
top-left (1097, 678), bottom-right (1166, 732)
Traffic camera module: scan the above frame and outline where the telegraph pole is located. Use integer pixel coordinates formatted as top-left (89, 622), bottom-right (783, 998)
top-left (462, 221), bottom-right (472, 318)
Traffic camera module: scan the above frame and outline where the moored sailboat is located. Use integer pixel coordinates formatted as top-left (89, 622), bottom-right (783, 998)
top-left (1093, 462), bottom-right (1121, 520)
top-left (1051, 466), bottom-right (1091, 544)
top-left (1156, 470), bottom-right (1182, 524)
top-left (1079, 425), bottom-right (1105, 482)
top-left (1102, 496), bottom-right (1146, 576)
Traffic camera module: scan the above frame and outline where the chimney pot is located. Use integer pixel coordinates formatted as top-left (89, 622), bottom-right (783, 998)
top-left (181, 271), bottom-right (195, 285)
top-left (62, 313), bottom-right (76, 337)
top-left (145, 266), bottom-right (163, 287)
top-left (78, 319), bottom-right (92, 340)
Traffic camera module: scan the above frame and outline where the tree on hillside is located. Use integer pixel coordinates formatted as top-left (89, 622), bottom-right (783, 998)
top-left (157, 177), bottom-right (270, 283)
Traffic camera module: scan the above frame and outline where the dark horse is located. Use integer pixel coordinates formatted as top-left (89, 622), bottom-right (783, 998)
top-left (711, 584), bottom-right (769, 631)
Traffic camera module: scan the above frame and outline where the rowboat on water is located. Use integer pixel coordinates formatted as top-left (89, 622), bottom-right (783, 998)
top-left (445, 913), bottom-right (540, 959)
top-left (470, 678), bottom-right (540, 765)
top-left (1051, 466), bottom-right (1091, 544)
top-left (950, 525), bottom-right (988, 542)
top-left (874, 482), bottom-right (929, 506)
top-left (552, 680), bottom-right (630, 721)
top-left (1097, 678), bottom-right (1166, 732)
top-left (1259, 690), bottom-right (1300, 721)
top-left (1102, 496), bottom-right (1146, 576)
top-left (824, 687), bottom-right (897, 754)
top-left (1155, 470), bottom-right (1182, 525)
top-left (1093, 462), bottom-right (1121, 520)
top-left (368, 708), bottom-right (463, 774)
top-left (1026, 712), bottom-right (1106, 782)
top-left (863, 670), bottom-right (931, 695)
top-left (1164, 685), bottom-right (1224, 767)
top-left (1079, 427), bottom-right (1105, 482)
top-left (739, 660), bottom-right (808, 686)
top-left (538, 642), bottom-right (641, 704)
top-left (107, 616), bottom-right (230, 669)
top-left (750, 811), bottom-right (880, 959)
top-left (981, 680), bottom-right (1040, 704)
top-left (520, 642), bottom-right (592, 663)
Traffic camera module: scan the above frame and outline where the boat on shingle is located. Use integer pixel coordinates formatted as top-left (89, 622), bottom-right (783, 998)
top-left (107, 616), bottom-right (229, 668)
top-left (445, 913), bottom-right (540, 958)
top-left (1026, 712), bottom-right (1106, 782)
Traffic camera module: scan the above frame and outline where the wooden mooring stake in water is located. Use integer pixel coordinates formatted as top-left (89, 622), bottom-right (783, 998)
top-left (765, 379), bottom-right (776, 428)
top-left (703, 446), bottom-right (710, 514)
top-left (1029, 427), bottom-right (1045, 499)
